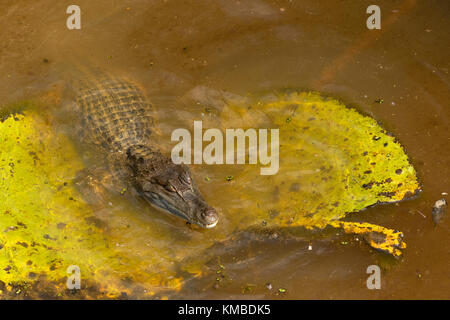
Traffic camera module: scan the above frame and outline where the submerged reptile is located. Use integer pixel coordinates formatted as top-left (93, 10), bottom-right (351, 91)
top-left (73, 73), bottom-right (218, 228)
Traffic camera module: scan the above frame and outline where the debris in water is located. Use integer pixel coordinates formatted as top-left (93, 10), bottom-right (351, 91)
top-left (432, 198), bottom-right (447, 226)
top-left (416, 210), bottom-right (426, 218)
top-left (269, 232), bottom-right (279, 240)
top-left (242, 284), bottom-right (255, 293)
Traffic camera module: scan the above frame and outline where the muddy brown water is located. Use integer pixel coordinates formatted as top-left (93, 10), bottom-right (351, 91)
top-left (0, 0), bottom-right (449, 299)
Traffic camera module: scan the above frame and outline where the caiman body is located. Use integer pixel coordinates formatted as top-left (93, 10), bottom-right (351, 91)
top-left (73, 73), bottom-right (219, 228)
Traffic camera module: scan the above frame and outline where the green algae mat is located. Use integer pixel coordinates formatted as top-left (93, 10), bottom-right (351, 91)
top-left (0, 92), bottom-right (420, 299)
top-left (216, 92), bottom-right (420, 255)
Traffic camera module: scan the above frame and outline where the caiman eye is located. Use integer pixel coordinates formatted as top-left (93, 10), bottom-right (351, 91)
top-left (165, 184), bottom-right (176, 192)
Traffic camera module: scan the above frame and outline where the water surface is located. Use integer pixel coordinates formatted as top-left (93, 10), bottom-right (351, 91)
top-left (0, 0), bottom-right (448, 299)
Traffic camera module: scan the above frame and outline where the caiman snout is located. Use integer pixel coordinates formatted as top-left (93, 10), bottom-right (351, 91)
top-left (199, 207), bottom-right (219, 228)
top-left (179, 188), bottom-right (219, 228)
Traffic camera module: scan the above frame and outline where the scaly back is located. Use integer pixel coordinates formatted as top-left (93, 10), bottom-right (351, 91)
top-left (75, 72), bottom-right (156, 153)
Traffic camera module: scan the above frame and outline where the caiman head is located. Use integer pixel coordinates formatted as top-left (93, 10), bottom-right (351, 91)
top-left (127, 146), bottom-right (219, 228)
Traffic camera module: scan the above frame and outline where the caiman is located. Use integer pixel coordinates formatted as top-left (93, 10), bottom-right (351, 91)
top-left (72, 72), bottom-right (219, 228)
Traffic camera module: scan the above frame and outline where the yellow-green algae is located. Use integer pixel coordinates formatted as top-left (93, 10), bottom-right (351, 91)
top-left (214, 92), bottom-right (420, 256)
top-left (0, 111), bottom-right (184, 298)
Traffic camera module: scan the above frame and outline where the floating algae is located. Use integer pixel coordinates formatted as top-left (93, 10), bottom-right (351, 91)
top-left (0, 110), bottom-right (185, 299)
top-left (211, 91), bottom-right (420, 256)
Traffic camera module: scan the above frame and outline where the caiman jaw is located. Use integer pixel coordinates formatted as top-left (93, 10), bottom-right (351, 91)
top-left (143, 190), bottom-right (219, 228)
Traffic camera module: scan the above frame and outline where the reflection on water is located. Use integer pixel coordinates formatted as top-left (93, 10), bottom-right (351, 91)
top-left (0, 0), bottom-right (448, 299)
